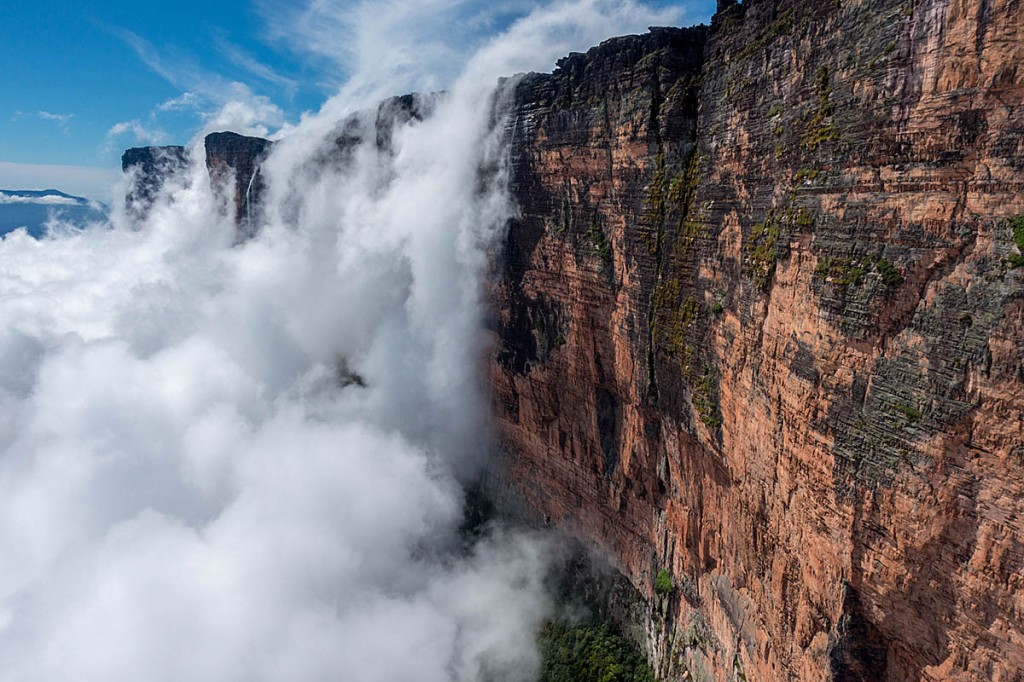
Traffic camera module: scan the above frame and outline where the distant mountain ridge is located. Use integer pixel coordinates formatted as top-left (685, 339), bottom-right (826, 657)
top-left (0, 188), bottom-right (88, 201)
top-left (0, 188), bottom-right (108, 237)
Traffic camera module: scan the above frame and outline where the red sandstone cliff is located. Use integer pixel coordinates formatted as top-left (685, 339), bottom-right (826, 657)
top-left (122, 3), bottom-right (1024, 676)
top-left (489, 0), bottom-right (1024, 680)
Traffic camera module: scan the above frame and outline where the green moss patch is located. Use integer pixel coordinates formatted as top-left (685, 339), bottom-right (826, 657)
top-left (588, 219), bottom-right (612, 267)
top-left (735, 8), bottom-right (796, 62)
top-left (1008, 215), bottom-right (1024, 269)
top-left (815, 255), bottom-right (903, 289)
top-left (693, 371), bottom-right (722, 428)
top-left (745, 214), bottom-right (782, 289)
top-left (894, 402), bottom-right (923, 423)
top-left (654, 569), bottom-right (673, 596)
top-left (653, 289), bottom-right (699, 374)
top-left (800, 65), bottom-right (840, 150)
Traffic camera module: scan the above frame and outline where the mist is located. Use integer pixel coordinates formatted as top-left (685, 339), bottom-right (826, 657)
top-left (0, 1), bottom-right (676, 679)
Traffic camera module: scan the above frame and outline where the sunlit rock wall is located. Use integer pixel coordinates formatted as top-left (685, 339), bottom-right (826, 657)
top-left (489, 1), bottom-right (1024, 679)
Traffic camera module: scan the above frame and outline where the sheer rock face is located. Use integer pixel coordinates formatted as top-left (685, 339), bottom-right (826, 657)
top-left (121, 145), bottom-right (188, 218)
top-left (204, 132), bottom-right (274, 237)
top-left (489, 1), bottom-right (1024, 680)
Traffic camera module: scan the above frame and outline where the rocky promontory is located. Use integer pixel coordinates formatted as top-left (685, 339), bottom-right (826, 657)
top-left (124, 0), bottom-right (1024, 678)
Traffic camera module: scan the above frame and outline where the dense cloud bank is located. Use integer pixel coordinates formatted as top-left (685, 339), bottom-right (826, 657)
top-left (0, 2), bottom-right (676, 679)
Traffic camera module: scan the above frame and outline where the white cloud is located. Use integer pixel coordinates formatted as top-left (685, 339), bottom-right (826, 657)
top-left (460, 0), bottom-right (683, 87)
top-left (114, 29), bottom-right (286, 136)
top-left (12, 111), bottom-right (76, 134)
top-left (0, 83), bottom-right (552, 673)
top-left (155, 92), bottom-right (201, 112)
top-left (200, 84), bottom-right (285, 138)
top-left (36, 111), bottom-right (75, 133)
top-left (259, 0), bottom-right (684, 103)
top-left (212, 30), bottom-right (299, 97)
top-left (116, 29), bottom-right (193, 89)
top-left (107, 119), bottom-right (169, 145)
top-left (0, 192), bottom-right (80, 206)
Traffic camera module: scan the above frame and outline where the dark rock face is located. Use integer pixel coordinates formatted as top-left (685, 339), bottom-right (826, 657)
top-left (196, 96), bottom-right (436, 236)
top-left (133, 98), bottom-right (437, 237)
top-left (204, 132), bottom-right (273, 238)
top-left (121, 145), bottom-right (188, 218)
top-left (375, 93), bottom-right (438, 151)
top-left (489, 1), bottom-right (1024, 680)
top-left (828, 584), bottom-right (890, 682)
top-left (319, 93), bottom-right (440, 172)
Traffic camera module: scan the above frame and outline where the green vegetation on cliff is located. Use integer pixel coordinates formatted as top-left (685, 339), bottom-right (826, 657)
top-left (1009, 215), bottom-right (1024, 268)
top-left (693, 372), bottom-right (723, 428)
top-left (814, 255), bottom-right (904, 289)
top-left (589, 218), bottom-right (613, 267)
top-left (654, 569), bottom-right (674, 596)
top-left (800, 65), bottom-right (840, 150)
top-left (734, 8), bottom-right (797, 62)
top-left (745, 212), bottom-right (782, 289)
top-left (539, 620), bottom-right (654, 682)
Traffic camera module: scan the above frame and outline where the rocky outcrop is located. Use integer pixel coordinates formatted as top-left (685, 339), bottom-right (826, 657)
top-left (121, 145), bottom-right (187, 218)
top-left (489, 0), bottom-right (1024, 680)
top-left (152, 98), bottom-right (436, 235)
top-left (204, 132), bottom-right (273, 237)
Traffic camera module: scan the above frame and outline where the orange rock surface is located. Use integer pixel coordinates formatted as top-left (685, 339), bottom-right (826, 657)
top-left (489, 1), bottom-right (1024, 679)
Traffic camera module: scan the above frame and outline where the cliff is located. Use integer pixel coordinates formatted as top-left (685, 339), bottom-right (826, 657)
top-left (204, 132), bottom-right (273, 238)
top-left (121, 145), bottom-right (187, 218)
top-left (122, 1), bottom-right (1024, 678)
top-left (490, 0), bottom-right (1024, 680)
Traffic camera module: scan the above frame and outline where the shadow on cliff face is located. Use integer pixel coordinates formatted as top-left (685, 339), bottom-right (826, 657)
top-left (828, 583), bottom-right (889, 682)
top-left (0, 2), bottom-right (694, 680)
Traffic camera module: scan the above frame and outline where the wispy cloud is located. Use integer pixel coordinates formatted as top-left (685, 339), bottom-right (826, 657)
top-left (116, 29), bottom-right (193, 89)
top-left (13, 110), bottom-right (76, 134)
top-left (106, 119), bottom-right (169, 145)
top-left (155, 92), bottom-right (202, 113)
top-left (112, 28), bottom-right (286, 138)
top-left (37, 111), bottom-right (75, 131)
top-left (257, 0), bottom-right (483, 91)
top-left (211, 29), bottom-right (298, 97)
top-left (256, 0), bottom-right (684, 101)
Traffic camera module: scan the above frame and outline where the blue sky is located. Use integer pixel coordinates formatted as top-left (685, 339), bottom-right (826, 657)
top-left (0, 0), bottom-right (714, 199)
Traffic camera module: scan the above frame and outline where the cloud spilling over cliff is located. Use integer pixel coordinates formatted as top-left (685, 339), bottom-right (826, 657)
top-left (260, 0), bottom-right (682, 105)
top-left (0, 1), bottom-right (672, 680)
